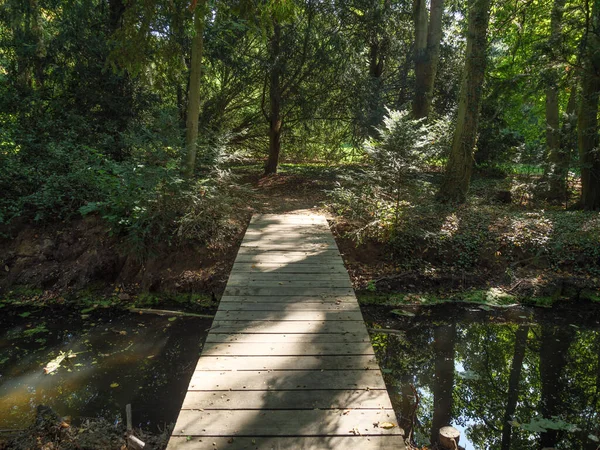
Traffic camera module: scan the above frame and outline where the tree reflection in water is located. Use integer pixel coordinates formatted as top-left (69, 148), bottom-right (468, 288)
top-left (367, 307), bottom-right (600, 450)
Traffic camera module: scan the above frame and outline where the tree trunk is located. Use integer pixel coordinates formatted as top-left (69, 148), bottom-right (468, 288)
top-left (184, 0), bottom-right (207, 178)
top-left (412, 0), bottom-right (429, 119)
top-left (412, 0), bottom-right (444, 119)
top-left (539, 325), bottom-right (574, 449)
top-left (430, 323), bottom-right (456, 446)
top-left (438, 0), bottom-right (491, 203)
top-left (578, 0), bottom-right (600, 210)
top-left (500, 325), bottom-right (529, 450)
top-left (264, 21), bottom-right (283, 176)
top-left (544, 0), bottom-right (567, 201)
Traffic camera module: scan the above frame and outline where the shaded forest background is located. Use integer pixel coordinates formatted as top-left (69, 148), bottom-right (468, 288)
top-left (1, 0), bottom-right (600, 294)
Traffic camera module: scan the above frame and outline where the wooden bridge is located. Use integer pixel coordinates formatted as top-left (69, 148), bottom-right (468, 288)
top-left (167, 214), bottom-right (405, 449)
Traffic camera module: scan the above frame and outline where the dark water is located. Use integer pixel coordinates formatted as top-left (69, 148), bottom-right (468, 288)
top-left (0, 306), bottom-right (210, 431)
top-left (365, 305), bottom-right (600, 450)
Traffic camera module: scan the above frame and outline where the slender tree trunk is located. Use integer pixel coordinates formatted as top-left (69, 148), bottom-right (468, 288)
top-left (438, 0), bottom-right (491, 203)
top-left (544, 0), bottom-right (567, 201)
top-left (412, 0), bottom-right (444, 119)
top-left (264, 21), bottom-right (283, 175)
top-left (184, 0), bottom-right (207, 178)
top-left (539, 326), bottom-right (574, 448)
top-left (578, 0), bottom-right (600, 210)
top-left (430, 323), bottom-right (456, 446)
top-left (412, 0), bottom-right (429, 119)
top-left (500, 325), bottom-right (529, 450)
top-left (425, 0), bottom-right (444, 110)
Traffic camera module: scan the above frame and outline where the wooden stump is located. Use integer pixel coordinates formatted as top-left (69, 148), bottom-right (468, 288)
top-left (439, 426), bottom-right (460, 450)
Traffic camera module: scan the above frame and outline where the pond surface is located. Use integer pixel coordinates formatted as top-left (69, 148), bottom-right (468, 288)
top-left (0, 306), bottom-right (210, 431)
top-left (364, 304), bottom-right (600, 450)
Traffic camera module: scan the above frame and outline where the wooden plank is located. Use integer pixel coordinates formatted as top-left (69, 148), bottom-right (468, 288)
top-left (205, 332), bottom-right (369, 343)
top-left (168, 436), bottom-right (403, 450)
top-left (241, 235), bottom-right (337, 244)
top-left (194, 355), bottom-right (379, 371)
top-left (188, 370), bottom-right (386, 391)
top-left (236, 248), bottom-right (341, 256)
top-left (240, 244), bottom-right (338, 251)
top-left (202, 342), bottom-right (375, 356)
top-left (234, 257), bottom-right (342, 265)
top-left (171, 409), bottom-right (401, 437)
top-left (214, 310), bottom-right (363, 322)
top-left (181, 389), bottom-right (393, 410)
top-left (209, 320), bottom-right (366, 334)
top-left (217, 302), bottom-right (359, 312)
top-left (231, 263), bottom-right (348, 274)
top-left (219, 295), bottom-right (357, 303)
top-left (226, 279), bottom-right (352, 288)
top-left (168, 214), bottom-right (403, 450)
top-left (223, 287), bottom-right (354, 297)
top-left (228, 273), bottom-right (349, 282)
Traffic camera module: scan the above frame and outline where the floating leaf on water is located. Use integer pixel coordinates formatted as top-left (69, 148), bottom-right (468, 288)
top-left (168, 317), bottom-right (177, 322)
top-left (110, 382), bottom-right (119, 388)
top-left (43, 350), bottom-right (76, 374)
top-left (19, 312), bottom-right (31, 318)
top-left (390, 309), bottom-right (415, 317)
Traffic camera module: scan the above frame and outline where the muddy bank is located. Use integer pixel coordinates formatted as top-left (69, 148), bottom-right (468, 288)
top-left (0, 216), bottom-right (246, 297)
top-left (330, 218), bottom-right (600, 304)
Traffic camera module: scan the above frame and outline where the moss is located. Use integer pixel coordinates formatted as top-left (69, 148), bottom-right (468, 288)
top-left (521, 296), bottom-right (555, 308)
top-left (580, 289), bottom-right (600, 303)
top-left (133, 292), bottom-right (215, 309)
top-left (459, 288), bottom-right (517, 306)
top-left (1, 285), bottom-right (44, 302)
top-left (356, 293), bottom-right (408, 306)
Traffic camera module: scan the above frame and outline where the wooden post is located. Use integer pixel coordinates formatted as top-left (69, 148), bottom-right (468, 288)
top-left (126, 404), bottom-right (132, 433)
top-left (125, 404), bottom-right (146, 450)
top-left (439, 426), bottom-right (460, 450)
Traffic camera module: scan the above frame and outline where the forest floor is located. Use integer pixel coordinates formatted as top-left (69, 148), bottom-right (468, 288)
top-left (0, 162), bottom-right (598, 310)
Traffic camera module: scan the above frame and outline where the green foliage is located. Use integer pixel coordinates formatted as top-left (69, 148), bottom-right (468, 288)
top-left (330, 173), bottom-right (600, 273)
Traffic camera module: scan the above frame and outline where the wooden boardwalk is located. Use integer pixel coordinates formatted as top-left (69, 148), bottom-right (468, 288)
top-left (167, 214), bottom-right (404, 449)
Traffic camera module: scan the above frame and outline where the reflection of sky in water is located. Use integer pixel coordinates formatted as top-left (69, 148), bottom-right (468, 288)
top-left (0, 310), bottom-right (210, 430)
top-left (454, 360), bottom-right (475, 450)
top-left (369, 308), bottom-right (600, 450)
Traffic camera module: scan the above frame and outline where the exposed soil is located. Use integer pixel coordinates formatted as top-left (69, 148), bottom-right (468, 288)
top-left (0, 168), bottom-right (336, 298)
top-left (1, 167), bottom-right (597, 303)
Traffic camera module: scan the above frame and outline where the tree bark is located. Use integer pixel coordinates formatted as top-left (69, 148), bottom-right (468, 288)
top-left (430, 323), bottom-right (456, 446)
top-left (264, 21), bottom-right (283, 175)
top-left (578, 0), bottom-right (600, 210)
top-left (438, 0), bottom-right (491, 203)
top-left (539, 326), bottom-right (574, 448)
top-left (412, 0), bottom-right (444, 119)
top-left (544, 0), bottom-right (567, 201)
top-left (184, 0), bottom-right (207, 178)
top-left (412, 0), bottom-right (429, 119)
top-left (500, 325), bottom-right (529, 450)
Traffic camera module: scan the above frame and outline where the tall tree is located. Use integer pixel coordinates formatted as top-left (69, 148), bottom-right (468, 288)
top-left (500, 325), bottom-right (529, 450)
top-left (578, 0), bottom-right (600, 210)
top-left (438, 0), bottom-right (491, 203)
top-left (430, 323), bottom-right (456, 446)
top-left (539, 325), bottom-right (575, 448)
top-left (412, 0), bottom-right (444, 119)
top-left (544, 0), bottom-right (568, 201)
top-left (264, 18), bottom-right (284, 175)
top-left (184, 0), bottom-right (208, 177)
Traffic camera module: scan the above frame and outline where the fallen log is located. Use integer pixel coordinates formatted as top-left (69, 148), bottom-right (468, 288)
top-left (128, 308), bottom-right (213, 319)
